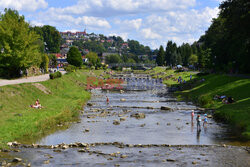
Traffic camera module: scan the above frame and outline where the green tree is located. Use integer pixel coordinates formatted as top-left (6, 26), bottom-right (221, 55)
top-left (156, 46), bottom-right (165, 66)
top-left (198, 48), bottom-right (211, 69)
top-left (0, 9), bottom-right (43, 78)
top-left (48, 54), bottom-right (57, 68)
top-left (188, 54), bottom-right (198, 66)
top-left (33, 25), bottom-right (61, 53)
top-left (198, 0), bottom-right (250, 73)
top-left (40, 54), bottom-right (49, 73)
top-left (67, 47), bottom-right (82, 67)
top-left (105, 54), bottom-right (122, 64)
top-left (86, 52), bottom-right (100, 66)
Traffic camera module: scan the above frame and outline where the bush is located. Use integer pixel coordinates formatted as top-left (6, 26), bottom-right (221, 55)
top-left (64, 65), bottom-right (77, 72)
top-left (198, 95), bottom-right (213, 107)
top-left (49, 71), bottom-right (62, 79)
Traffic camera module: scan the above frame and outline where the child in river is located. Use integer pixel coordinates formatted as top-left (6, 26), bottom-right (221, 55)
top-left (203, 114), bottom-right (208, 126)
top-left (196, 115), bottom-right (201, 131)
top-left (191, 110), bottom-right (195, 122)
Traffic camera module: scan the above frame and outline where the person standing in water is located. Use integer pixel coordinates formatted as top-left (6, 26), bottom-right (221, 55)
top-left (196, 115), bottom-right (201, 131)
top-left (106, 96), bottom-right (109, 104)
top-left (191, 110), bottom-right (195, 122)
top-left (203, 114), bottom-right (208, 127)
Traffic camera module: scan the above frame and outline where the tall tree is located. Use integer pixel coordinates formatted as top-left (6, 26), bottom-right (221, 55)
top-left (33, 25), bottom-right (61, 53)
top-left (67, 47), bottom-right (82, 67)
top-left (156, 45), bottom-right (165, 66)
top-left (0, 9), bottom-right (43, 78)
top-left (86, 52), bottom-right (101, 67)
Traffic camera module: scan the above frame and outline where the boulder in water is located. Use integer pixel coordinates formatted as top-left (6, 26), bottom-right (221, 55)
top-left (161, 106), bottom-right (172, 110)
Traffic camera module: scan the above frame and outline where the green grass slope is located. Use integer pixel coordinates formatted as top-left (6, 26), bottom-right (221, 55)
top-left (180, 74), bottom-right (250, 139)
top-left (0, 70), bottom-right (91, 148)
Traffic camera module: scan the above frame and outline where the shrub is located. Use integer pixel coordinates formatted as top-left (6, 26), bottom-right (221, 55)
top-left (198, 95), bottom-right (213, 107)
top-left (49, 71), bottom-right (62, 79)
top-left (64, 65), bottom-right (77, 72)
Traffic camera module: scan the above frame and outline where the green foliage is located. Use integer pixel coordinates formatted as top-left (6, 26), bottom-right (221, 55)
top-left (49, 71), bottom-right (62, 79)
top-left (67, 47), bottom-right (82, 67)
top-left (199, 0), bottom-right (250, 73)
top-left (48, 54), bottom-right (57, 68)
top-left (32, 25), bottom-right (61, 53)
top-left (0, 70), bottom-right (91, 147)
top-left (0, 9), bottom-right (43, 78)
top-left (40, 54), bottom-right (49, 73)
top-left (105, 54), bottom-right (122, 64)
top-left (86, 52), bottom-right (101, 67)
top-left (198, 48), bottom-right (211, 69)
top-left (188, 54), bottom-right (198, 66)
top-left (156, 45), bottom-right (165, 66)
top-left (179, 74), bottom-right (250, 138)
top-left (64, 64), bottom-right (77, 72)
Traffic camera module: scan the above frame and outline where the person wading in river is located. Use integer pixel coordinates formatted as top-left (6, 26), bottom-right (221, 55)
top-left (196, 115), bottom-right (201, 131)
top-left (191, 110), bottom-right (195, 122)
top-left (106, 96), bottom-right (109, 104)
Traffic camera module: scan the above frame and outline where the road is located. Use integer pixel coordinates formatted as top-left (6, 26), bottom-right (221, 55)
top-left (0, 71), bottom-right (66, 87)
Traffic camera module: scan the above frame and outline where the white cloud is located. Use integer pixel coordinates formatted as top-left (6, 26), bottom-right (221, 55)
top-left (115, 19), bottom-right (142, 30)
top-left (141, 28), bottom-right (161, 39)
top-left (0, 0), bottom-right (48, 11)
top-left (109, 33), bottom-right (129, 41)
top-left (35, 11), bottom-right (111, 30)
top-left (44, 0), bottom-right (196, 17)
top-left (137, 7), bottom-right (219, 46)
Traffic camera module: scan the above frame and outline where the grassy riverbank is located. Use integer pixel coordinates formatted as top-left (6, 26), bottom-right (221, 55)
top-left (179, 74), bottom-right (250, 139)
top-left (0, 70), bottom-right (93, 148)
top-left (152, 67), bottom-right (250, 140)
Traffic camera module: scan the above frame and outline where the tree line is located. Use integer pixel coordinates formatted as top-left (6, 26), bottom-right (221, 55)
top-left (156, 0), bottom-right (250, 73)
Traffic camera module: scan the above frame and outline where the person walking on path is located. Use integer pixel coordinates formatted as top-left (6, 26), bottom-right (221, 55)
top-left (196, 115), bottom-right (201, 131)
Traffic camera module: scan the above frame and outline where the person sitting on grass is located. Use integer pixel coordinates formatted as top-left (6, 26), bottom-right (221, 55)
top-left (30, 99), bottom-right (43, 109)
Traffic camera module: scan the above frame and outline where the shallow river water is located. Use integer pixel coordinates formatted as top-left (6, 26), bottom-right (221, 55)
top-left (1, 76), bottom-right (249, 166)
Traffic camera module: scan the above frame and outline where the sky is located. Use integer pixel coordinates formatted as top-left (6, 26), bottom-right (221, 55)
top-left (0, 0), bottom-right (223, 49)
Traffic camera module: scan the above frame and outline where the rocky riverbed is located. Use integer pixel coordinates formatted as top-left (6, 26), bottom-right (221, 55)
top-left (1, 75), bottom-right (249, 166)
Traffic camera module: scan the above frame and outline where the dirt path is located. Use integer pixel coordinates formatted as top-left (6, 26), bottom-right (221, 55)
top-left (0, 71), bottom-right (66, 87)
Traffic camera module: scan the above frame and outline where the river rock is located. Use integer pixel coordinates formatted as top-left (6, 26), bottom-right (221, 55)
top-left (130, 113), bottom-right (146, 119)
top-left (7, 141), bottom-right (20, 147)
top-left (87, 103), bottom-right (93, 106)
top-left (12, 157), bottom-right (22, 163)
top-left (140, 124), bottom-right (146, 127)
top-left (84, 129), bottom-right (90, 132)
top-left (192, 161), bottom-right (197, 165)
top-left (166, 159), bottom-right (176, 162)
top-left (62, 145), bottom-right (69, 149)
top-left (44, 160), bottom-right (50, 164)
top-left (120, 155), bottom-right (127, 158)
top-left (167, 123), bottom-right (171, 126)
top-left (78, 149), bottom-right (86, 152)
top-left (161, 106), bottom-right (172, 110)
top-left (120, 117), bottom-right (126, 121)
top-left (113, 120), bottom-right (120, 125)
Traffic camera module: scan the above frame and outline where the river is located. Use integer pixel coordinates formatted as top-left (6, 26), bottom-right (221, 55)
top-left (1, 74), bottom-right (249, 166)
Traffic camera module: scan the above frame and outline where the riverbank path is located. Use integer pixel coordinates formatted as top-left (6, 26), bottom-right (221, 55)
top-left (0, 71), bottom-right (66, 87)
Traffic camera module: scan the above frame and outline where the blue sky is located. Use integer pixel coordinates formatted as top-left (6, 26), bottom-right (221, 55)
top-left (0, 0), bottom-right (223, 49)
